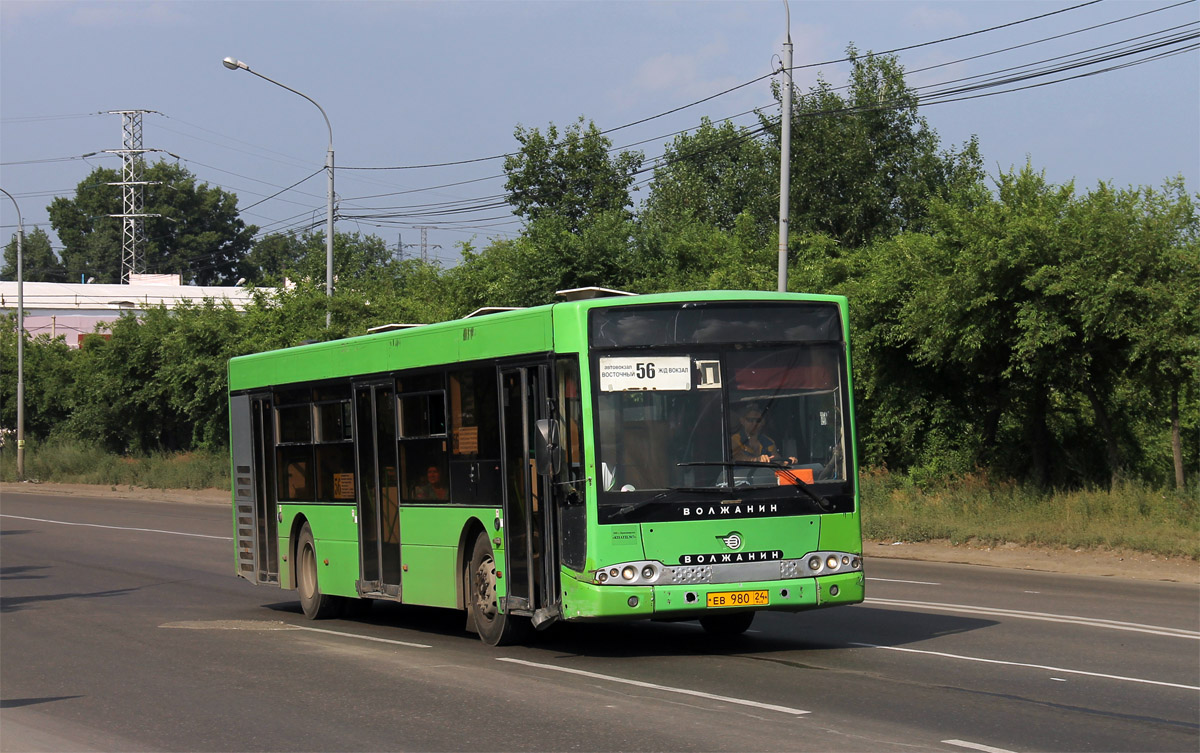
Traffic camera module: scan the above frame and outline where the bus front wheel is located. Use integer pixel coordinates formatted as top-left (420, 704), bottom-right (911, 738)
top-left (466, 534), bottom-right (527, 646)
top-left (297, 522), bottom-right (342, 619)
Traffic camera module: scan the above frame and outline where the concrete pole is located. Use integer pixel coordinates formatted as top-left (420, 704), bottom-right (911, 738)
top-left (777, 2), bottom-right (794, 293)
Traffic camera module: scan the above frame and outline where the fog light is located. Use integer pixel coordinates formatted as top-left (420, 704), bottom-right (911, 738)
top-left (641, 565), bottom-right (655, 579)
top-left (808, 556), bottom-right (822, 572)
top-left (598, 572), bottom-right (608, 583)
top-left (622, 565), bottom-right (637, 580)
top-left (851, 557), bottom-right (860, 569)
top-left (829, 585), bottom-right (840, 596)
top-left (826, 555), bottom-right (840, 570)
top-left (628, 596), bottom-right (639, 608)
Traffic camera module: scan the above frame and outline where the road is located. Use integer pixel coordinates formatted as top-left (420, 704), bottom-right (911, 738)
top-left (2, 491), bottom-right (1197, 752)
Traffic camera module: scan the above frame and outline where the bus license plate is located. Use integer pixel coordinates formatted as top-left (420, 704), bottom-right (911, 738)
top-left (707, 590), bottom-right (768, 608)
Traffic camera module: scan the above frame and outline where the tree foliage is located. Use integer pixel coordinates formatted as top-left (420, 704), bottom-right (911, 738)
top-left (643, 117), bottom-right (776, 242)
top-left (503, 117), bottom-right (643, 233)
top-left (48, 161), bottom-right (256, 285)
top-left (3, 228), bottom-right (66, 282)
top-left (841, 167), bottom-right (1198, 488)
top-left (767, 46), bottom-right (984, 249)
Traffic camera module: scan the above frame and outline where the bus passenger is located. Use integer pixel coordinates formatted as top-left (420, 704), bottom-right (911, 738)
top-left (414, 465), bottom-right (449, 500)
top-left (731, 404), bottom-right (797, 465)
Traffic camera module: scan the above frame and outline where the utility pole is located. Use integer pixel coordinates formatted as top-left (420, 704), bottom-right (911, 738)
top-left (105, 110), bottom-right (160, 284)
top-left (777, 2), bottom-right (793, 293)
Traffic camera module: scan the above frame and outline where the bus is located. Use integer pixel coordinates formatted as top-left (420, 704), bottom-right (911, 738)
top-left (228, 289), bottom-right (863, 645)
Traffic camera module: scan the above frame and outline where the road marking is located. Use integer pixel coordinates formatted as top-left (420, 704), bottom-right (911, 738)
top-left (290, 625), bottom-right (431, 649)
top-left (868, 577), bottom-right (941, 585)
top-left (851, 642), bottom-right (1200, 691)
top-left (866, 597), bottom-right (1200, 640)
top-left (1, 514), bottom-right (231, 540)
top-left (497, 657), bottom-right (809, 716)
top-left (943, 739), bottom-right (1017, 753)
top-left (160, 620), bottom-right (432, 648)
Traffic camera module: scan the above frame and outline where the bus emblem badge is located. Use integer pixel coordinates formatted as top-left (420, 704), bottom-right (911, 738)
top-left (718, 532), bottom-right (742, 550)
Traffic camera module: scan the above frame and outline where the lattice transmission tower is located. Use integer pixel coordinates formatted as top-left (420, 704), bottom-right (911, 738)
top-left (105, 110), bottom-right (160, 283)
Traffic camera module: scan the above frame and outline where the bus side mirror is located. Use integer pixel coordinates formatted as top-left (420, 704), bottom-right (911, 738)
top-left (534, 419), bottom-right (561, 475)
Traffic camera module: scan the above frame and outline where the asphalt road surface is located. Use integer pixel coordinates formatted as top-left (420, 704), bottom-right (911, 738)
top-left (2, 491), bottom-right (1197, 752)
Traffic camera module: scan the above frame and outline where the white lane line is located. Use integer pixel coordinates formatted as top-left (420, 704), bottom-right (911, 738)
top-left (290, 625), bottom-right (431, 649)
top-left (868, 577), bottom-right (942, 585)
top-left (1, 514), bottom-right (231, 541)
top-left (943, 739), bottom-right (1017, 753)
top-left (866, 597), bottom-right (1200, 640)
top-left (497, 657), bottom-right (809, 716)
top-left (851, 642), bottom-right (1200, 691)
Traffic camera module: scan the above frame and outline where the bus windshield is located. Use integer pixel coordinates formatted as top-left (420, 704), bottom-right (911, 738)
top-left (595, 341), bottom-right (849, 505)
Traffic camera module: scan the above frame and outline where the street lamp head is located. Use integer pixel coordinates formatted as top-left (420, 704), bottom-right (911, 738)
top-left (222, 57), bottom-right (248, 71)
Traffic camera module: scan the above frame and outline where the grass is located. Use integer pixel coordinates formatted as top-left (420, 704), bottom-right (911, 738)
top-left (860, 468), bottom-right (1200, 560)
top-left (3, 440), bottom-right (1196, 560)
top-left (1, 437), bottom-right (230, 490)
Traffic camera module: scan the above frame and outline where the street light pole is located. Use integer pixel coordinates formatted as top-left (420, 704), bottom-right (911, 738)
top-left (223, 57), bottom-right (335, 328)
top-left (1, 187), bottom-right (25, 480)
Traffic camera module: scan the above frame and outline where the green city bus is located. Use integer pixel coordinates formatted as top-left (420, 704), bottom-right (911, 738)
top-left (228, 289), bottom-right (863, 645)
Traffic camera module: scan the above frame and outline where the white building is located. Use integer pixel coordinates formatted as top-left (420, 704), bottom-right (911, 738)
top-left (0, 274), bottom-right (262, 347)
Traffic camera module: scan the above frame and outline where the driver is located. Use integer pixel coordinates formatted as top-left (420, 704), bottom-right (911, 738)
top-left (731, 403), bottom-right (797, 465)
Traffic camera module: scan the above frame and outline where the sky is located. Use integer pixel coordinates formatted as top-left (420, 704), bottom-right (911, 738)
top-left (2, 0), bottom-right (1197, 271)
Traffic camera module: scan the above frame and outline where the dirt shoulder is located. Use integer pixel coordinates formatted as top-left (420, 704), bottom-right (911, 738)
top-left (4, 481), bottom-right (1197, 585)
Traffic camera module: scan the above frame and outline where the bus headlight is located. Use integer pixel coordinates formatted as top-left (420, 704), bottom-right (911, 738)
top-left (591, 560), bottom-right (668, 586)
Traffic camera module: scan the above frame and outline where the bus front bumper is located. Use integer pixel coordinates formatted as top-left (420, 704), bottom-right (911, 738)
top-left (559, 570), bottom-right (864, 622)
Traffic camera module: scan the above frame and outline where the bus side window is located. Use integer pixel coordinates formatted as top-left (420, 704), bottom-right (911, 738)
top-left (315, 398), bottom-right (355, 500)
top-left (448, 366), bottom-right (503, 507)
top-left (274, 397), bottom-right (315, 502)
top-left (398, 386), bottom-right (450, 503)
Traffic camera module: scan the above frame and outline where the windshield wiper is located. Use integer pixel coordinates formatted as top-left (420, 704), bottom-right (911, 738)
top-left (617, 485), bottom-right (729, 517)
top-left (677, 460), bottom-right (835, 513)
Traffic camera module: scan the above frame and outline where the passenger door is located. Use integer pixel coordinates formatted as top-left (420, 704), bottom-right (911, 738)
top-left (354, 382), bottom-right (402, 597)
top-left (499, 364), bottom-right (560, 624)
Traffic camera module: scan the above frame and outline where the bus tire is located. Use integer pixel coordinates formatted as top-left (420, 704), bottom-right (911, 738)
top-left (467, 533), bottom-right (527, 646)
top-left (699, 611), bottom-right (755, 637)
top-left (297, 522), bottom-right (342, 619)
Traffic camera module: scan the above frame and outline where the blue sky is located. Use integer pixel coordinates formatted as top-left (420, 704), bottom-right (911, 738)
top-left (2, 0), bottom-right (1197, 268)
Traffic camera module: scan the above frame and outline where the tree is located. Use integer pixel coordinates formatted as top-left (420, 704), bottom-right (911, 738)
top-left (766, 46), bottom-right (983, 249)
top-left (503, 117), bottom-right (643, 233)
top-left (241, 230), bottom-right (395, 287)
top-left (841, 166), bottom-right (1198, 489)
top-left (49, 161), bottom-right (256, 285)
top-left (3, 228), bottom-right (66, 282)
top-left (643, 117), bottom-right (775, 241)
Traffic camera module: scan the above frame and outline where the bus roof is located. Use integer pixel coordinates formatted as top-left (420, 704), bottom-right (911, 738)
top-left (228, 290), bottom-right (848, 392)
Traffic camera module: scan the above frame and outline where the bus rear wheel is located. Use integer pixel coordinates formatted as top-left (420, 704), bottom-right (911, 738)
top-left (466, 533), bottom-right (527, 646)
top-left (699, 611), bottom-right (755, 637)
top-left (297, 522), bottom-right (343, 619)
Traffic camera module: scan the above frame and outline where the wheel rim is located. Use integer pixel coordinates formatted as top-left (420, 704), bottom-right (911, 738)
top-left (473, 553), bottom-right (498, 621)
